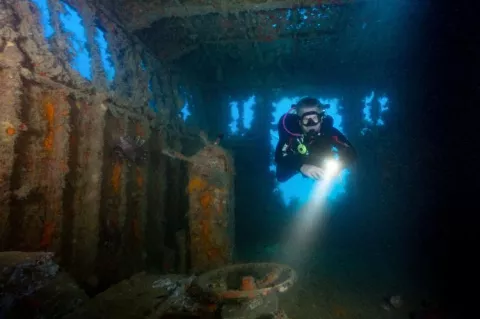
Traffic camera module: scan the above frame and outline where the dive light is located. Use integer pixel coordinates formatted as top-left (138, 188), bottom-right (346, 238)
top-left (323, 158), bottom-right (341, 178)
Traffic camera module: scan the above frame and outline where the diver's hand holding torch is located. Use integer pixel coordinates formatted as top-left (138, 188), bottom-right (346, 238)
top-left (300, 164), bottom-right (325, 180)
top-left (301, 158), bottom-right (342, 180)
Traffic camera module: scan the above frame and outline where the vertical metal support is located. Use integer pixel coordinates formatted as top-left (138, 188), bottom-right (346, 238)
top-left (68, 97), bottom-right (106, 282)
top-left (39, 89), bottom-right (71, 254)
top-left (0, 22), bottom-right (23, 249)
top-left (121, 119), bottom-right (148, 274)
top-left (186, 142), bottom-right (235, 272)
top-left (8, 87), bottom-right (71, 253)
top-left (97, 111), bottom-right (127, 285)
top-left (145, 130), bottom-right (168, 269)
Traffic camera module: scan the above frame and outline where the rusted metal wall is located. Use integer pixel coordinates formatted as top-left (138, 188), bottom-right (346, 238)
top-left (7, 87), bottom-right (71, 254)
top-left (0, 0), bottom-right (189, 288)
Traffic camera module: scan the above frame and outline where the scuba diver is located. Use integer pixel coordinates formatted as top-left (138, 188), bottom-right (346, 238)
top-left (274, 97), bottom-right (357, 182)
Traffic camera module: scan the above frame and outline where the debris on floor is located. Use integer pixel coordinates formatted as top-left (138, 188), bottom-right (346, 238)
top-left (64, 272), bottom-right (189, 319)
top-left (0, 251), bottom-right (89, 318)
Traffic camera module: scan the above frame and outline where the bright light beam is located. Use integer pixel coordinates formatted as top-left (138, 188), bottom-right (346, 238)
top-left (277, 175), bottom-right (336, 267)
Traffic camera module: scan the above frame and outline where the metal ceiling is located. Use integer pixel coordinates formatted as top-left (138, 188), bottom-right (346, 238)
top-left (95, 0), bottom-right (363, 31)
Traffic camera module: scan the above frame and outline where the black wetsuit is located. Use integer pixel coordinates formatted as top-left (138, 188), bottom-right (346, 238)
top-left (274, 114), bottom-right (357, 182)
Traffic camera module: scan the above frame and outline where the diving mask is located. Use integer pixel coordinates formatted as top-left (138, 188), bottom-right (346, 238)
top-left (300, 111), bottom-right (325, 127)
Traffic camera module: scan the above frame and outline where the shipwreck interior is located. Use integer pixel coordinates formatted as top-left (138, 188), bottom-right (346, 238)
top-left (0, 0), bottom-right (450, 318)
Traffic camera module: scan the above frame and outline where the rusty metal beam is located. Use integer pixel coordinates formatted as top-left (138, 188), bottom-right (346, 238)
top-left (154, 28), bottom-right (337, 62)
top-left (123, 0), bottom-right (364, 31)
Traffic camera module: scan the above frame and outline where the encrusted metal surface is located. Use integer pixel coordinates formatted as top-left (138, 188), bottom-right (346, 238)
top-left (0, 0), bottom-right (189, 286)
top-left (96, 0), bottom-right (362, 31)
top-left (163, 133), bottom-right (235, 273)
top-left (195, 263), bottom-right (297, 301)
top-left (0, 252), bottom-right (59, 310)
top-left (128, 0), bottom-right (381, 91)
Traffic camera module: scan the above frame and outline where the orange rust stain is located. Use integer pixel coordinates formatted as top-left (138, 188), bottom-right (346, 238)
top-left (199, 218), bottom-right (208, 236)
top-left (188, 177), bottom-right (207, 193)
top-left (44, 131), bottom-right (54, 151)
top-left (135, 167), bottom-right (143, 188)
top-left (44, 101), bottom-right (55, 125)
top-left (200, 192), bottom-right (212, 208)
top-left (241, 276), bottom-right (257, 291)
top-left (39, 222), bottom-right (55, 248)
top-left (43, 101), bottom-right (55, 152)
top-left (189, 176), bottom-right (229, 267)
top-left (5, 127), bottom-right (16, 136)
top-left (221, 287), bottom-right (254, 300)
top-left (111, 162), bottom-right (122, 193)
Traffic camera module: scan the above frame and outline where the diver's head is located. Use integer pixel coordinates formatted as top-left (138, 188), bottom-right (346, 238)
top-left (296, 97), bottom-right (326, 134)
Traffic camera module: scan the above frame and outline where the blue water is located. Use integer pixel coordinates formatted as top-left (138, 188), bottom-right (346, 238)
top-left (95, 27), bottom-right (116, 83)
top-left (30, 0), bottom-right (54, 38)
top-left (59, 2), bottom-right (91, 80)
